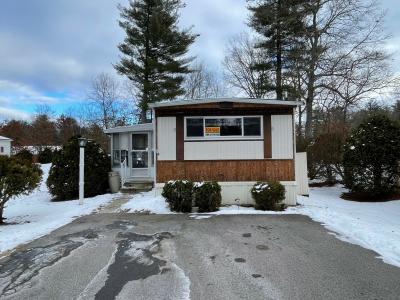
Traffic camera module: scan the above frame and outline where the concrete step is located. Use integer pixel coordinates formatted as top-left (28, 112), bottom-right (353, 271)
top-left (121, 181), bottom-right (153, 193)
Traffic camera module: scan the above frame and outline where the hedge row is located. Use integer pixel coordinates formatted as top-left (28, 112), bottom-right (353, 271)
top-left (162, 180), bottom-right (285, 213)
top-left (162, 180), bottom-right (222, 213)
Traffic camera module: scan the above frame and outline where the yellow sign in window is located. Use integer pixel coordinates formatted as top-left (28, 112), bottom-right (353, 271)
top-left (205, 126), bottom-right (220, 136)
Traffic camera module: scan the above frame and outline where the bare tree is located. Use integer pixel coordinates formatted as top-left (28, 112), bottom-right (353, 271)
top-left (223, 33), bottom-right (274, 98)
top-left (183, 61), bottom-right (226, 99)
top-left (318, 49), bottom-right (395, 123)
top-left (301, 0), bottom-right (394, 138)
top-left (87, 73), bottom-right (132, 129)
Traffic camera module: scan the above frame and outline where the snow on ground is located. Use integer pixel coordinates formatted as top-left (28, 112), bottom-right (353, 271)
top-left (295, 185), bottom-right (400, 268)
top-left (0, 164), bottom-right (115, 254)
top-left (123, 186), bottom-right (400, 268)
top-left (121, 190), bottom-right (172, 214)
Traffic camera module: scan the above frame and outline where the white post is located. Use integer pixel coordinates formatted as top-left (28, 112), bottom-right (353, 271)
top-left (79, 146), bottom-right (85, 205)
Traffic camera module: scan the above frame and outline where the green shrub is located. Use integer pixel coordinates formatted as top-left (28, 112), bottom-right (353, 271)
top-left (14, 149), bottom-right (34, 164)
top-left (38, 148), bottom-right (55, 164)
top-left (162, 180), bottom-right (193, 213)
top-left (0, 156), bottom-right (42, 223)
top-left (251, 181), bottom-right (285, 211)
top-left (193, 181), bottom-right (222, 212)
top-left (343, 115), bottom-right (400, 198)
top-left (46, 136), bottom-right (111, 201)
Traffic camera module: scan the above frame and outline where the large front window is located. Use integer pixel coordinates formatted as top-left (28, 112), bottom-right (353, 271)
top-left (185, 116), bottom-right (262, 140)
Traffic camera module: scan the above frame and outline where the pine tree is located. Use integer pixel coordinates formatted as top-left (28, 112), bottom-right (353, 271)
top-left (248, 0), bottom-right (307, 100)
top-left (115, 0), bottom-right (197, 122)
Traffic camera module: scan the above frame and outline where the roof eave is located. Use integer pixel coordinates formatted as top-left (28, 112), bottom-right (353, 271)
top-left (149, 98), bottom-right (303, 108)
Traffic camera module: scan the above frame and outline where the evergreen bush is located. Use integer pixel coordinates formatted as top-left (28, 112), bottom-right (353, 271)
top-left (38, 148), bottom-right (54, 164)
top-left (193, 182), bottom-right (222, 212)
top-left (14, 149), bottom-right (34, 164)
top-left (162, 180), bottom-right (193, 213)
top-left (251, 181), bottom-right (285, 211)
top-left (46, 136), bottom-right (110, 201)
top-left (343, 115), bottom-right (400, 198)
top-left (0, 156), bottom-right (42, 223)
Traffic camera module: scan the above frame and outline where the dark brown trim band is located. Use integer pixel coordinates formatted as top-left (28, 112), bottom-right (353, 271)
top-left (264, 114), bottom-right (272, 158)
top-left (176, 115), bottom-right (184, 161)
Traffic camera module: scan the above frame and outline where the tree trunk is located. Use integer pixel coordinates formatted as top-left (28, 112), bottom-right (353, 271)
top-left (275, 0), bottom-right (283, 100)
top-left (304, 69), bottom-right (314, 140)
top-left (139, 3), bottom-right (152, 124)
top-left (305, 6), bottom-right (319, 140)
top-left (298, 107), bottom-right (303, 137)
top-left (0, 203), bottom-right (4, 224)
top-left (140, 109), bottom-right (147, 124)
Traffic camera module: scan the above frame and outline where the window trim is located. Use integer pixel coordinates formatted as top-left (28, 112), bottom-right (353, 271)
top-left (184, 116), bottom-right (263, 141)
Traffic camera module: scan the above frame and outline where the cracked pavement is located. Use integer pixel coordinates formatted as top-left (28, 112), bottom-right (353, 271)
top-left (1, 214), bottom-right (400, 300)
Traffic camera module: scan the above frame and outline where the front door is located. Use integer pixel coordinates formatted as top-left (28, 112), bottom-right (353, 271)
top-left (131, 133), bottom-right (150, 178)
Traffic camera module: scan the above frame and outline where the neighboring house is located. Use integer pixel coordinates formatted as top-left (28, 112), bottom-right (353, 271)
top-left (105, 98), bottom-right (304, 205)
top-left (0, 136), bottom-right (12, 156)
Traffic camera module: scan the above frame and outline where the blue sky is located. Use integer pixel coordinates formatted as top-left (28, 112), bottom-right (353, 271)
top-left (0, 0), bottom-right (399, 121)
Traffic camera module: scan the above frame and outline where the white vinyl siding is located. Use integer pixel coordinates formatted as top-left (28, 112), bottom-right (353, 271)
top-left (271, 115), bottom-right (293, 159)
top-left (295, 152), bottom-right (309, 195)
top-left (157, 117), bottom-right (176, 160)
top-left (0, 140), bottom-right (11, 156)
top-left (184, 141), bottom-right (264, 160)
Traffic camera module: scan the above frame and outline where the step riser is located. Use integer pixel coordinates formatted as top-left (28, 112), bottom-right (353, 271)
top-left (120, 188), bottom-right (152, 194)
top-left (124, 183), bottom-right (153, 189)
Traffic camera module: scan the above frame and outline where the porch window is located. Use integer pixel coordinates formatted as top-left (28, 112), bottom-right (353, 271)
top-left (185, 116), bottom-right (263, 140)
top-left (131, 133), bottom-right (149, 169)
top-left (112, 134), bottom-right (120, 167)
top-left (132, 151), bottom-right (148, 168)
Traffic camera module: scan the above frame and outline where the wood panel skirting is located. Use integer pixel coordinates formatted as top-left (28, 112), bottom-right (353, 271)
top-left (156, 159), bottom-right (295, 183)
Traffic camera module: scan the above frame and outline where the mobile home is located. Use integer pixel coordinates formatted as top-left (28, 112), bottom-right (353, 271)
top-left (105, 98), bottom-right (303, 205)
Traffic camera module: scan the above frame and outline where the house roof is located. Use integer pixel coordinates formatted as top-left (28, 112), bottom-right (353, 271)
top-left (104, 123), bottom-right (153, 134)
top-left (0, 135), bottom-right (12, 141)
top-left (149, 98), bottom-right (303, 108)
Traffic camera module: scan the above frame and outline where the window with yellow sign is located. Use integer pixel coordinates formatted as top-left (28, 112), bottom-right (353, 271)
top-left (205, 126), bottom-right (221, 136)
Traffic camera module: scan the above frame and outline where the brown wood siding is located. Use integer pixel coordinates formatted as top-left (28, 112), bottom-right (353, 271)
top-left (156, 159), bottom-right (295, 182)
top-left (264, 114), bottom-right (272, 158)
top-left (155, 103), bottom-right (293, 117)
top-left (176, 116), bottom-right (184, 161)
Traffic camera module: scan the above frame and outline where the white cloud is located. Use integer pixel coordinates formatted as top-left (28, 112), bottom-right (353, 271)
top-left (0, 80), bottom-right (60, 105)
top-left (0, 107), bottom-right (32, 121)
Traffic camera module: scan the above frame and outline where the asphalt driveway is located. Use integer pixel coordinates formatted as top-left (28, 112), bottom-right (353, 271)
top-left (1, 213), bottom-right (399, 300)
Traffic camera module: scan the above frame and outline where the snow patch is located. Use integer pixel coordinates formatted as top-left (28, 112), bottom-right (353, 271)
top-left (295, 185), bottom-right (400, 268)
top-left (121, 191), bottom-right (173, 214)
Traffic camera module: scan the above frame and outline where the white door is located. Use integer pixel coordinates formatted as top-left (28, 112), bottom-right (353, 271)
top-left (131, 133), bottom-right (150, 178)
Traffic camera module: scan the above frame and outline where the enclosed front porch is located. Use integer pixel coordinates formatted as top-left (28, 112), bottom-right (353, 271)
top-left (105, 123), bottom-right (155, 189)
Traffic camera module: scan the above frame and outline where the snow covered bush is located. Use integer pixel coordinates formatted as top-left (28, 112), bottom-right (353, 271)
top-left (162, 180), bottom-right (193, 213)
top-left (38, 148), bottom-right (54, 164)
top-left (251, 181), bottom-right (285, 211)
top-left (343, 115), bottom-right (400, 198)
top-left (47, 136), bottom-right (110, 201)
top-left (0, 156), bottom-right (42, 223)
top-left (193, 181), bottom-right (222, 212)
